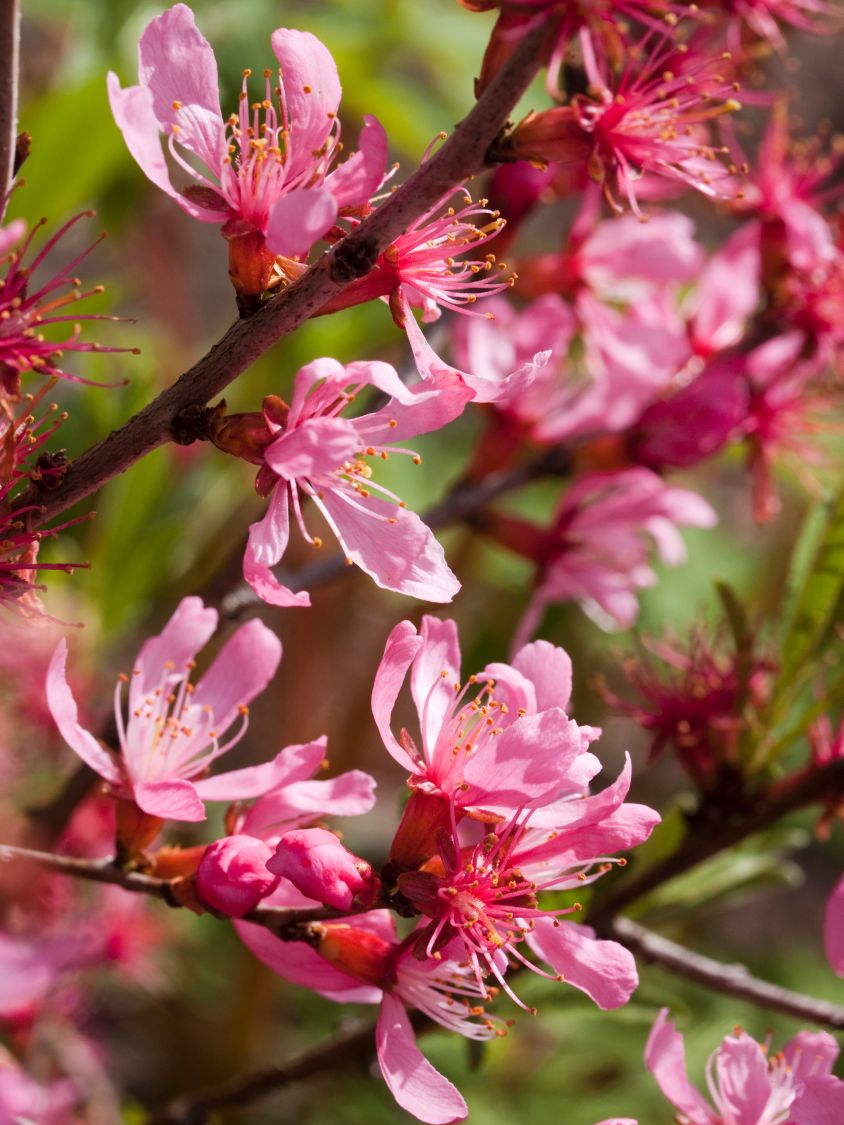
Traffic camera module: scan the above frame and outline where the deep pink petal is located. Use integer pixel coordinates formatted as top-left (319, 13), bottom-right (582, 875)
top-left (372, 620), bottom-right (425, 769)
top-left (134, 779), bottom-right (205, 822)
top-left (265, 415), bottom-right (358, 480)
top-left (243, 486), bottom-right (311, 608)
top-left (410, 617), bottom-right (462, 759)
top-left (527, 919), bottom-right (638, 1010)
top-left (824, 874), bottom-right (844, 977)
top-left (376, 993), bottom-right (468, 1124)
top-left (644, 1009), bottom-right (715, 1124)
top-left (271, 29), bottom-right (341, 178)
top-left (192, 618), bottom-right (282, 733)
top-left (46, 640), bottom-right (123, 785)
top-left (131, 596), bottom-right (218, 706)
top-left (326, 115), bottom-right (388, 208)
top-left (265, 187), bottom-right (339, 257)
top-left (136, 3), bottom-right (226, 173)
top-left (313, 488), bottom-right (460, 603)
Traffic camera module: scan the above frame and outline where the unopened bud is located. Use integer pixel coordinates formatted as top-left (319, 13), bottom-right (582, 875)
top-left (196, 834), bottom-right (280, 917)
top-left (269, 828), bottom-right (381, 911)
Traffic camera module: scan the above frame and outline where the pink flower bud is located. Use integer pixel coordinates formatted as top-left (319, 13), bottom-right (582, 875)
top-left (196, 835), bottom-right (280, 917)
top-left (269, 828), bottom-right (380, 911)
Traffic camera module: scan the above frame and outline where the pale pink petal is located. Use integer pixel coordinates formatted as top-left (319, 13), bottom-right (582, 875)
top-left (511, 639), bottom-right (573, 712)
top-left (644, 1009), bottom-right (715, 1125)
top-left (582, 211), bottom-right (702, 297)
top-left (132, 596), bottom-right (218, 704)
top-left (359, 369), bottom-right (475, 446)
top-left (690, 223), bottom-right (761, 356)
top-left (192, 618), bottom-right (282, 732)
top-left (594, 1120), bottom-right (638, 1125)
top-left (243, 486), bottom-right (311, 608)
top-left (288, 357), bottom-right (348, 426)
top-left (265, 415), bottom-right (358, 479)
top-left (372, 620), bottom-right (425, 769)
top-left (376, 993), bottom-right (468, 1124)
top-left (254, 771), bottom-right (378, 827)
top-left (271, 29), bottom-right (341, 177)
top-left (825, 875), bottom-right (844, 976)
top-left (782, 1030), bottom-right (839, 1079)
top-left (46, 640), bottom-right (123, 786)
top-left (527, 919), bottom-right (638, 1010)
top-left (462, 709), bottom-right (598, 811)
top-left (791, 1075), bottom-right (844, 1125)
top-left (193, 744), bottom-right (326, 803)
top-left (410, 617), bottom-right (462, 758)
top-left (0, 218), bottom-right (25, 256)
top-left (326, 115), bottom-right (388, 208)
top-left (265, 187), bottom-right (339, 257)
top-left (133, 778), bottom-right (205, 822)
top-left (714, 1034), bottom-right (774, 1124)
top-left (136, 3), bottom-right (226, 173)
top-left (313, 488), bottom-right (459, 603)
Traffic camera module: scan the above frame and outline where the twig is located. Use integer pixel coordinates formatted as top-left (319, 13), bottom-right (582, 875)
top-left (0, 0), bottom-right (19, 215)
top-left (589, 757), bottom-right (844, 928)
top-left (610, 917), bottom-right (844, 1031)
top-left (13, 22), bottom-right (547, 530)
top-left (148, 1019), bottom-right (377, 1124)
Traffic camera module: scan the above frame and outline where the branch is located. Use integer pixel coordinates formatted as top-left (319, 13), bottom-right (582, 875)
top-left (0, 843), bottom-right (343, 934)
top-left (589, 757), bottom-right (844, 927)
top-left (14, 22), bottom-right (547, 530)
top-left (0, 0), bottom-right (19, 213)
top-left (610, 917), bottom-right (844, 1031)
top-left (148, 1018), bottom-right (378, 1125)
top-left (220, 442), bottom-right (571, 617)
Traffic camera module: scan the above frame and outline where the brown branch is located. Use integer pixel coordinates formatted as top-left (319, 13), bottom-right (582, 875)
top-left (610, 917), bottom-right (844, 1031)
top-left (14, 22), bottom-right (547, 530)
top-left (0, 0), bottom-right (19, 214)
top-left (589, 757), bottom-right (844, 928)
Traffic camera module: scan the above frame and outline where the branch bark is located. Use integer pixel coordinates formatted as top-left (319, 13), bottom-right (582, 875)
top-left (0, 0), bottom-right (19, 214)
top-left (610, 917), bottom-right (844, 1031)
top-left (14, 22), bottom-right (547, 530)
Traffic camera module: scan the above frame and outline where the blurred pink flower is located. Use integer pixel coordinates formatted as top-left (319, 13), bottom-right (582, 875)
top-left (47, 596), bottom-right (284, 822)
top-left (824, 874), bottom-right (844, 977)
top-left (0, 1050), bottom-right (78, 1125)
top-left (646, 1008), bottom-right (842, 1124)
top-left (108, 4), bottom-right (386, 295)
top-left (234, 357), bottom-right (471, 606)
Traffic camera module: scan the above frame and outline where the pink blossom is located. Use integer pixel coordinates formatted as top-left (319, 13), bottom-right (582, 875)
top-left (707, 0), bottom-right (842, 53)
top-left (824, 874), bottom-right (844, 977)
top-left (645, 1009), bottom-right (842, 1125)
top-left (0, 1051), bottom-right (78, 1125)
top-left (688, 224), bottom-right (761, 359)
top-left (47, 596), bottom-right (285, 822)
top-left (228, 358), bottom-right (471, 606)
top-left (0, 929), bottom-right (98, 1025)
top-left (196, 834), bottom-right (280, 917)
top-left (496, 469), bottom-right (717, 638)
top-left (269, 827), bottom-right (379, 911)
top-left (372, 617), bottom-right (601, 854)
top-left (108, 4), bottom-right (386, 295)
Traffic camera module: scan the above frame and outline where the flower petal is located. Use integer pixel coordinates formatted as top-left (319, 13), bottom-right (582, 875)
top-left (372, 620), bottom-right (425, 770)
top-left (714, 1033), bottom-right (775, 1124)
top-left (527, 919), bottom-right (638, 1010)
top-left (644, 1008), bottom-right (715, 1124)
top-left (511, 639), bottom-right (573, 712)
top-left (326, 114), bottom-right (388, 208)
top-left (824, 874), bottom-right (844, 977)
top-left (271, 29), bottom-right (341, 179)
top-left (243, 486), bottom-right (311, 608)
top-left (134, 778), bottom-right (205, 822)
top-left (192, 618), bottom-right (282, 734)
top-left (791, 1075), bottom-right (844, 1125)
top-left (46, 640), bottom-right (123, 786)
top-left (376, 992), bottom-right (468, 1124)
top-left (131, 596), bottom-right (218, 706)
top-left (264, 415), bottom-right (358, 480)
top-left (265, 187), bottom-right (339, 258)
top-left (410, 617), bottom-right (462, 760)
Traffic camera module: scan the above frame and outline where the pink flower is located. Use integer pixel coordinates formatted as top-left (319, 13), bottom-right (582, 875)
top-left (707, 0), bottom-right (842, 53)
top-left (46, 596), bottom-right (286, 822)
top-left (196, 835), bottom-right (280, 917)
top-left (0, 1051), bottom-right (78, 1125)
top-left (372, 617), bottom-right (602, 867)
top-left (824, 874), bottom-right (844, 977)
top-left (108, 4), bottom-right (387, 297)
top-left (645, 1008), bottom-right (842, 1125)
top-left (0, 929), bottom-right (98, 1025)
top-left (269, 827), bottom-right (380, 911)
top-left (494, 468), bottom-right (717, 638)
top-left (224, 358), bottom-right (471, 606)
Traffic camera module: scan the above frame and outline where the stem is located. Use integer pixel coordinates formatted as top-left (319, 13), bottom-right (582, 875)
top-left (610, 917), bottom-right (844, 1031)
top-left (589, 757), bottom-right (844, 927)
top-left (13, 21), bottom-right (547, 530)
top-left (0, 0), bottom-right (19, 215)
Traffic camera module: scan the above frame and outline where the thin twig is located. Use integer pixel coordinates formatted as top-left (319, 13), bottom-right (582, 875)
top-left (13, 22), bottom-right (547, 530)
top-left (610, 917), bottom-right (844, 1031)
top-left (589, 757), bottom-right (844, 927)
top-left (0, 0), bottom-right (19, 215)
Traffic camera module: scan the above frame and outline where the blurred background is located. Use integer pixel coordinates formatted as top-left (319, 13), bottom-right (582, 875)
top-left (4, 1), bottom-right (844, 1121)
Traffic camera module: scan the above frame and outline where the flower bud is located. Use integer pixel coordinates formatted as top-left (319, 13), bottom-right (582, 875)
top-left (196, 834), bottom-right (280, 917)
top-left (269, 828), bottom-right (380, 911)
